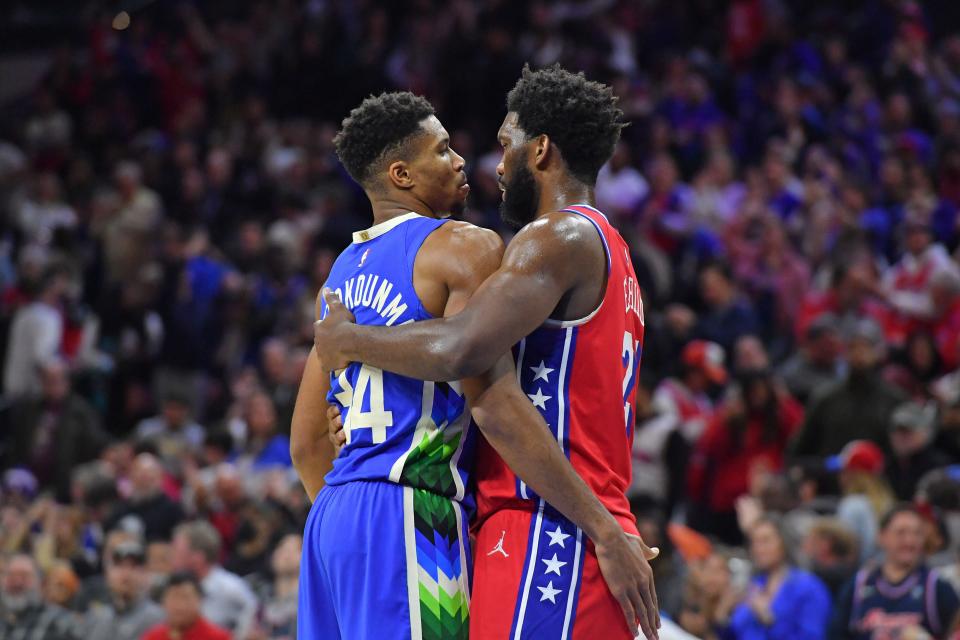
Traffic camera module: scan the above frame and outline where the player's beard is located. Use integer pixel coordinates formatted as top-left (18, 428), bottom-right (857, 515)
top-left (499, 163), bottom-right (539, 230)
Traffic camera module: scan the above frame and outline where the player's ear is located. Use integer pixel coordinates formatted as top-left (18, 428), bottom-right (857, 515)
top-left (533, 134), bottom-right (551, 170)
top-left (387, 160), bottom-right (415, 190)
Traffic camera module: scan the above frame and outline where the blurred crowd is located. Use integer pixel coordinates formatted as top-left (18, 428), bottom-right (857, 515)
top-left (2, 0), bottom-right (960, 638)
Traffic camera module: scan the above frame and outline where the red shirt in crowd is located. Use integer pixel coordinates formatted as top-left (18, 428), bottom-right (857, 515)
top-left (142, 617), bottom-right (231, 640)
top-left (933, 298), bottom-right (960, 371)
top-left (794, 290), bottom-right (892, 343)
top-left (687, 395), bottom-right (803, 512)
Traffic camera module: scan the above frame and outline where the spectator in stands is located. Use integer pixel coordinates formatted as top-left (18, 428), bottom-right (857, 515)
top-left (790, 319), bottom-right (906, 458)
top-left (794, 263), bottom-right (891, 345)
top-left (252, 533), bottom-right (301, 639)
top-left (688, 368), bottom-right (803, 544)
top-left (884, 330), bottom-right (945, 398)
top-left (779, 314), bottom-right (845, 405)
top-left (638, 153), bottom-right (696, 256)
top-left (677, 552), bottom-right (740, 640)
top-left (12, 172), bottom-right (77, 246)
top-left (694, 261), bottom-right (761, 357)
top-left (43, 560), bottom-right (81, 611)
top-left (84, 541), bottom-right (164, 640)
top-left (98, 161), bottom-right (162, 286)
top-left (596, 141), bottom-right (649, 222)
top-left (726, 516), bottom-right (832, 639)
top-left (3, 357), bottom-right (108, 501)
top-left (880, 219), bottom-right (954, 329)
top-left (142, 572), bottom-right (230, 640)
top-left (734, 334), bottom-right (772, 373)
top-left (106, 454), bottom-right (184, 542)
top-left (729, 215), bottom-right (811, 346)
top-left (2, 264), bottom-right (69, 398)
top-left (0, 554), bottom-right (77, 640)
top-left (829, 440), bottom-right (895, 562)
top-left (931, 267), bottom-right (960, 372)
top-left (135, 387), bottom-right (206, 464)
top-left (801, 519), bottom-right (860, 599)
top-left (259, 337), bottom-right (296, 435)
top-left (75, 527), bottom-right (142, 611)
top-left (237, 391), bottom-right (292, 471)
top-left (636, 341), bottom-right (727, 514)
top-left (888, 401), bottom-right (952, 501)
top-left (831, 504), bottom-right (960, 639)
top-left (170, 520), bottom-right (258, 639)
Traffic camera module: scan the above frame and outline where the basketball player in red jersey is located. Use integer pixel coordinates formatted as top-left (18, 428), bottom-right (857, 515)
top-left (316, 65), bottom-right (658, 640)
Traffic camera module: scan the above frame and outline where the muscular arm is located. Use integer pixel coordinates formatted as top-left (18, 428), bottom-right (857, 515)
top-left (424, 226), bottom-right (625, 548)
top-left (290, 295), bottom-right (336, 500)
top-left (320, 213), bottom-right (595, 381)
top-left (407, 223), bottom-right (658, 635)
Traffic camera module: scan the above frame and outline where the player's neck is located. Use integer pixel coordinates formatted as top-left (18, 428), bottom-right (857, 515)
top-left (368, 195), bottom-right (441, 226)
top-left (535, 177), bottom-right (596, 220)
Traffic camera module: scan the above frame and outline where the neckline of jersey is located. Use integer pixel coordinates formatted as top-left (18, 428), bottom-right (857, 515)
top-left (352, 212), bottom-right (424, 244)
top-left (565, 202), bottom-right (608, 220)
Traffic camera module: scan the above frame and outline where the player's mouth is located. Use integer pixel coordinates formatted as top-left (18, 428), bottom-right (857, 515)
top-left (498, 180), bottom-right (506, 200)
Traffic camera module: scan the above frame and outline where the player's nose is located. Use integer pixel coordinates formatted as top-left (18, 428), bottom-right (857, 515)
top-left (451, 148), bottom-right (465, 171)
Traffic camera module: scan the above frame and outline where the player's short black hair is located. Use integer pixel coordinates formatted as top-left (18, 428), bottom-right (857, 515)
top-left (506, 65), bottom-right (626, 184)
top-left (334, 92), bottom-right (435, 187)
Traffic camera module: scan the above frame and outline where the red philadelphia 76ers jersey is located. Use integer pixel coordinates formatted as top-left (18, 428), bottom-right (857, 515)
top-left (474, 203), bottom-right (645, 536)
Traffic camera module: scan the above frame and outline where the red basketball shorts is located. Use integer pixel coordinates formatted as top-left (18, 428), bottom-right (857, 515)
top-left (469, 504), bottom-right (636, 639)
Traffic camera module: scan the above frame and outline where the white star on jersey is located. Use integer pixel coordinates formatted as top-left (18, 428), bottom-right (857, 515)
top-left (528, 388), bottom-right (551, 409)
top-left (537, 581), bottom-right (563, 604)
top-left (530, 361), bottom-right (555, 383)
top-left (541, 553), bottom-right (567, 576)
top-left (546, 526), bottom-right (571, 548)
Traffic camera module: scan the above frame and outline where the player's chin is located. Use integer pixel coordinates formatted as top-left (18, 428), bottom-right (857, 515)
top-left (448, 192), bottom-right (469, 216)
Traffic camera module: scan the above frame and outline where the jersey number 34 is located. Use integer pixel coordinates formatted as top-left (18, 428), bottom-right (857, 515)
top-left (334, 365), bottom-right (394, 444)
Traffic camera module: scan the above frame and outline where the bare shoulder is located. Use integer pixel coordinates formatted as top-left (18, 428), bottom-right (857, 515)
top-left (440, 220), bottom-right (504, 253)
top-left (420, 220), bottom-right (504, 269)
top-left (505, 210), bottom-right (605, 267)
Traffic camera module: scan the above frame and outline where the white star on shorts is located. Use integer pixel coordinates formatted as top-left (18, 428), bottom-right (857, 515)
top-left (530, 361), bottom-right (555, 383)
top-left (537, 580), bottom-right (563, 604)
top-left (542, 553), bottom-right (567, 576)
top-left (528, 388), bottom-right (551, 409)
top-left (546, 526), bottom-right (571, 548)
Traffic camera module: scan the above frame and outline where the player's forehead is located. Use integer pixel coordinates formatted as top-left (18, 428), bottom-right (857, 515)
top-left (417, 114), bottom-right (449, 145)
top-left (498, 112), bottom-right (524, 142)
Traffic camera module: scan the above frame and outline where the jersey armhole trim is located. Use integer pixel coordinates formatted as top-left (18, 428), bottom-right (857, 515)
top-left (542, 208), bottom-right (610, 328)
top-left (409, 219), bottom-right (452, 321)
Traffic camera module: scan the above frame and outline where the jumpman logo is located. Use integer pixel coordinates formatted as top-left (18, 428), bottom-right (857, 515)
top-left (487, 530), bottom-right (509, 557)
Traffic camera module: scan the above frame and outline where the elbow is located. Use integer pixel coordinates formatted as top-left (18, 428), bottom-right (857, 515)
top-left (444, 336), bottom-right (494, 380)
top-left (289, 429), bottom-right (319, 471)
top-left (470, 402), bottom-right (511, 443)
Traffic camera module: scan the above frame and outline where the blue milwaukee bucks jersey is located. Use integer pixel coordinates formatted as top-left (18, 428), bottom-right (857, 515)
top-left (320, 212), bottom-right (474, 502)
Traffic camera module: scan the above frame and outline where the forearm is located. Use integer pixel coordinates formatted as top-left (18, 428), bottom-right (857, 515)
top-left (339, 317), bottom-right (491, 381)
top-left (290, 348), bottom-right (335, 500)
top-left (470, 373), bottom-right (623, 545)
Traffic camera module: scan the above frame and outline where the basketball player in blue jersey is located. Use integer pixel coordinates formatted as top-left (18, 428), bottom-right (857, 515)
top-left (290, 92), bottom-right (655, 640)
